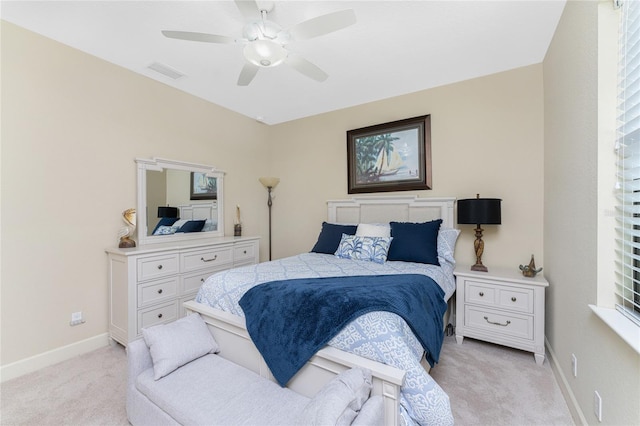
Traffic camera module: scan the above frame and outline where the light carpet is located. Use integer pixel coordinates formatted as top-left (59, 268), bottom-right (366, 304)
top-left (1, 335), bottom-right (573, 425)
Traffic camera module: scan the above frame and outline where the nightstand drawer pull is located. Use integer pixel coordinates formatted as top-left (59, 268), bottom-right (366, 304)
top-left (157, 264), bottom-right (163, 270)
top-left (201, 255), bottom-right (218, 262)
top-left (511, 297), bottom-right (517, 302)
top-left (157, 289), bottom-right (163, 294)
top-left (479, 292), bottom-right (484, 297)
top-left (157, 313), bottom-right (163, 319)
top-left (484, 316), bottom-right (511, 327)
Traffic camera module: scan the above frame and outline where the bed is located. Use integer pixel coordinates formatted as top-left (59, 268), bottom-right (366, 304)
top-left (184, 196), bottom-right (457, 426)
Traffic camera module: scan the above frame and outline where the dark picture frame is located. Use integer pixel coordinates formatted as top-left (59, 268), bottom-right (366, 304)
top-left (190, 172), bottom-right (217, 200)
top-left (347, 115), bottom-right (432, 194)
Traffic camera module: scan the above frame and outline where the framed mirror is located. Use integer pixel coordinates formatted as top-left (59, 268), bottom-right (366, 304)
top-left (136, 158), bottom-right (225, 245)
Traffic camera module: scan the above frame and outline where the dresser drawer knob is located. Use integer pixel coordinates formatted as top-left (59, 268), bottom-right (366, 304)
top-left (511, 297), bottom-right (517, 302)
top-left (479, 292), bottom-right (484, 297)
top-left (157, 313), bottom-right (163, 319)
top-left (200, 278), bottom-right (205, 282)
top-left (484, 316), bottom-right (511, 327)
top-left (243, 250), bottom-right (247, 254)
top-left (157, 289), bottom-right (163, 294)
top-left (201, 255), bottom-right (218, 262)
top-left (157, 264), bottom-right (163, 270)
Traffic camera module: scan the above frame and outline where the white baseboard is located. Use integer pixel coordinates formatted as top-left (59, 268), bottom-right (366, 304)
top-left (0, 333), bottom-right (110, 383)
top-left (545, 337), bottom-right (588, 426)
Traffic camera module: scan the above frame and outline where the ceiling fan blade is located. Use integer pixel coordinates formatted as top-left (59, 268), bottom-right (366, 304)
top-left (288, 9), bottom-right (356, 41)
top-left (286, 55), bottom-right (328, 82)
top-left (234, 0), bottom-right (261, 20)
top-left (162, 30), bottom-right (235, 44)
top-left (237, 63), bottom-right (260, 86)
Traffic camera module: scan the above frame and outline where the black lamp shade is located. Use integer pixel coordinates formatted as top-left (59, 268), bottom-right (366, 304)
top-left (457, 198), bottom-right (501, 225)
top-left (157, 206), bottom-right (179, 219)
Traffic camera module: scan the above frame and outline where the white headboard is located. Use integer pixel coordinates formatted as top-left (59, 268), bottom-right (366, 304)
top-left (179, 202), bottom-right (217, 222)
top-left (327, 196), bottom-right (455, 228)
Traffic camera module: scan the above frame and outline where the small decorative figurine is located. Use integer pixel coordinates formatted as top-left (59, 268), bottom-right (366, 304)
top-left (234, 205), bottom-right (242, 237)
top-left (519, 254), bottom-right (543, 277)
top-left (118, 208), bottom-right (137, 248)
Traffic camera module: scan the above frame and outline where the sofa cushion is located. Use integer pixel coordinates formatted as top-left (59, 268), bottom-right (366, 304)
top-left (142, 313), bottom-right (219, 380)
top-left (136, 354), bottom-right (309, 425)
top-left (298, 368), bottom-right (373, 425)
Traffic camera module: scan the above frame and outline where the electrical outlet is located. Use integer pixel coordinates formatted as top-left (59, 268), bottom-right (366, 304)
top-left (594, 391), bottom-right (602, 422)
top-left (571, 354), bottom-right (577, 377)
top-left (70, 311), bottom-right (85, 326)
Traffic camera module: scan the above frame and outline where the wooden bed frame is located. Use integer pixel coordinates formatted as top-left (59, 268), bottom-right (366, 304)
top-left (185, 196), bottom-right (456, 426)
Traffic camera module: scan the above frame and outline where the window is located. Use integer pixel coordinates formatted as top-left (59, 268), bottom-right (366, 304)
top-left (615, 0), bottom-right (640, 326)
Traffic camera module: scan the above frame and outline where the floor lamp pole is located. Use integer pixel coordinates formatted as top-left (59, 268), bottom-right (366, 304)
top-left (267, 186), bottom-right (273, 261)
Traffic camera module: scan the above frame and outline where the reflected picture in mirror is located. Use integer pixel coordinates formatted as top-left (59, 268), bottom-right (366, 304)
top-left (190, 172), bottom-right (217, 200)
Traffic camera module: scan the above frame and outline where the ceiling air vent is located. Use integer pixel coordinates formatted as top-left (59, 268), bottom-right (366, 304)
top-left (147, 62), bottom-right (185, 80)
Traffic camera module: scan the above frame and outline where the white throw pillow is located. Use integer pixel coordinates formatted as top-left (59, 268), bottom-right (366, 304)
top-left (437, 227), bottom-right (460, 265)
top-left (356, 223), bottom-right (391, 238)
top-left (298, 368), bottom-right (373, 425)
top-left (142, 313), bottom-right (219, 380)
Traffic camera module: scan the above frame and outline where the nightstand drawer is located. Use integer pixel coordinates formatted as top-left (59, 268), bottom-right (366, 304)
top-left (137, 277), bottom-right (178, 308)
top-left (465, 305), bottom-right (533, 340)
top-left (182, 247), bottom-right (233, 272)
top-left (137, 254), bottom-right (179, 281)
top-left (465, 280), bottom-right (533, 313)
top-left (138, 301), bottom-right (178, 334)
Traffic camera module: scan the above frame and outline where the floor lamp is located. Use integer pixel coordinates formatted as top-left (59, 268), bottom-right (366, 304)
top-left (259, 177), bottom-right (280, 260)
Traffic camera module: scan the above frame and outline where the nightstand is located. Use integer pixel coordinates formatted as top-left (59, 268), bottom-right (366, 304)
top-left (454, 265), bottom-right (549, 365)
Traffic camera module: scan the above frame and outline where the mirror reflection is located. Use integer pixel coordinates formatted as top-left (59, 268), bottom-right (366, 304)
top-left (145, 169), bottom-right (219, 237)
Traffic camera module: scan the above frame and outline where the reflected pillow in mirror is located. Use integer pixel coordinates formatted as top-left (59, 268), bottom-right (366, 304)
top-left (152, 217), bottom-right (180, 235)
top-left (154, 226), bottom-right (177, 236)
top-left (176, 220), bottom-right (206, 233)
top-left (202, 219), bottom-right (217, 232)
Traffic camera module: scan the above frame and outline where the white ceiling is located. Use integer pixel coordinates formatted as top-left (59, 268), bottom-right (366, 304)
top-left (1, 0), bottom-right (566, 125)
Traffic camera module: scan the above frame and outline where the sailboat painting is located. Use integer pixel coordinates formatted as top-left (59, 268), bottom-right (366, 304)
top-left (347, 115), bottom-right (432, 194)
top-left (190, 172), bottom-right (217, 200)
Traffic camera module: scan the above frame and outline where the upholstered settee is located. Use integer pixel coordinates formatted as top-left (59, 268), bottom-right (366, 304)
top-left (126, 313), bottom-right (384, 426)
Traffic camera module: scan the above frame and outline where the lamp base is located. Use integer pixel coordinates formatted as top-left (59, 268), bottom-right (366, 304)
top-left (471, 263), bottom-right (488, 272)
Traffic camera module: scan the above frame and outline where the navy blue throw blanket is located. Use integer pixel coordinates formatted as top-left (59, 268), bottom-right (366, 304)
top-left (238, 274), bottom-right (447, 386)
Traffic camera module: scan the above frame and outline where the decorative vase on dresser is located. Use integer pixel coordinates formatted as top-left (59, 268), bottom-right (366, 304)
top-left (106, 236), bottom-right (259, 346)
top-left (454, 265), bottom-right (549, 365)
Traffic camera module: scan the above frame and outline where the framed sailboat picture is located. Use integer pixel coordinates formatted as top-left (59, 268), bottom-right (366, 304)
top-left (347, 115), bottom-right (432, 194)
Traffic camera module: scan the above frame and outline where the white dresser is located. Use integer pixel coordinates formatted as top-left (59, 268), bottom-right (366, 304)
top-left (454, 265), bottom-right (548, 365)
top-left (106, 236), bottom-right (259, 346)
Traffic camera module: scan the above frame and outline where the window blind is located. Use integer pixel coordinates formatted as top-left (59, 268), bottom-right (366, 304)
top-left (615, 0), bottom-right (640, 326)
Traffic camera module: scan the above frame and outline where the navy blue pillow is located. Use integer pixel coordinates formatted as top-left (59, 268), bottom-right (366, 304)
top-left (387, 220), bottom-right (443, 265)
top-left (311, 222), bottom-right (358, 254)
top-left (176, 220), bottom-right (206, 233)
top-left (152, 217), bottom-right (180, 235)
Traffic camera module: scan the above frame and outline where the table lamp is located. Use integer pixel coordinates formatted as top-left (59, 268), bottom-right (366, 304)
top-left (457, 194), bottom-right (501, 272)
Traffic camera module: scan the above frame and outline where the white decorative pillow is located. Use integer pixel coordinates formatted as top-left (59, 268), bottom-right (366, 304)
top-left (298, 368), bottom-right (373, 426)
top-left (356, 223), bottom-right (391, 238)
top-left (153, 225), bottom-right (177, 235)
top-left (142, 313), bottom-right (219, 380)
top-left (437, 227), bottom-right (460, 265)
top-left (335, 234), bottom-right (393, 264)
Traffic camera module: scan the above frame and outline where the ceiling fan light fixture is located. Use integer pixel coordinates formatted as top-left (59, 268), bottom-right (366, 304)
top-left (243, 39), bottom-right (287, 67)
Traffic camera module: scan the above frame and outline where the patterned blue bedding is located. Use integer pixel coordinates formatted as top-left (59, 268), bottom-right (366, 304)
top-left (195, 253), bottom-right (455, 426)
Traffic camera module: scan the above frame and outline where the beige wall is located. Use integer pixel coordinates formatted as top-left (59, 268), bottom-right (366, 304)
top-left (1, 21), bottom-right (271, 366)
top-left (268, 65), bottom-right (545, 269)
top-left (544, 1), bottom-right (639, 425)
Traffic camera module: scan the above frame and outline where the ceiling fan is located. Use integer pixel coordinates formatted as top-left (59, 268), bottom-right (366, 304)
top-left (161, 1), bottom-right (356, 86)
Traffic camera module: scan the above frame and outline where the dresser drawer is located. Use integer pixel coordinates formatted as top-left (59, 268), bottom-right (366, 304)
top-left (137, 277), bottom-right (178, 308)
top-left (182, 268), bottom-right (218, 294)
top-left (181, 246), bottom-right (233, 272)
top-left (137, 301), bottom-right (178, 334)
top-left (234, 243), bottom-right (257, 264)
top-left (465, 280), bottom-right (533, 314)
top-left (464, 305), bottom-right (533, 340)
top-left (137, 254), bottom-right (179, 282)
